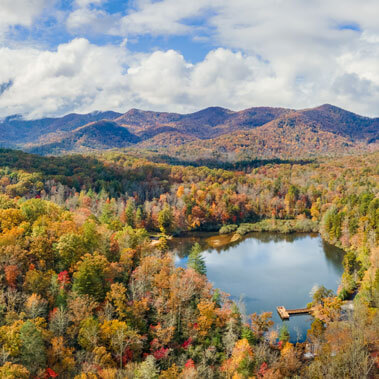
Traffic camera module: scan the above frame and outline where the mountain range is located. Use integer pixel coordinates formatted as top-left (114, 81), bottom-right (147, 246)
top-left (0, 104), bottom-right (378, 160)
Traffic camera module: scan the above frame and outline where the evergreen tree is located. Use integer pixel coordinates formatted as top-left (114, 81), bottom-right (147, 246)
top-left (187, 243), bottom-right (206, 275)
top-left (125, 199), bottom-right (136, 228)
top-left (279, 323), bottom-right (290, 343)
top-left (72, 253), bottom-right (109, 302)
top-left (158, 205), bottom-right (173, 234)
top-left (20, 321), bottom-right (46, 376)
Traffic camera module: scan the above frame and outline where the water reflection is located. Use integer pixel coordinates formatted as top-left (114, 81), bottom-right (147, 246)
top-left (321, 239), bottom-right (345, 274)
top-left (172, 232), bottom-right (344, 342)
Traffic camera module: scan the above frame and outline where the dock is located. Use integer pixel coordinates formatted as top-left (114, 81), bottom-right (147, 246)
top-left (276, 306), bottom-right (311, 320)
top-left (277, 306), bottom-right (289, 319)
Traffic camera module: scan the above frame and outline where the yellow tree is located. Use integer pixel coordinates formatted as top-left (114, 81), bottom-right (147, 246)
top-left (47, 336), bottom-right (76, 376)
top-left (221, 338), bottom-right (254, 378)
top-left (100, 319), bottom-right (142, 369)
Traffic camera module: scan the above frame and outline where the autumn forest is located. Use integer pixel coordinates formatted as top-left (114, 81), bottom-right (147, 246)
top-left (0, 146), bottom-right (376, 378)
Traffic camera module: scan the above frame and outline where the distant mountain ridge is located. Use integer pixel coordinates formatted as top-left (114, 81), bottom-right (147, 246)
top-left (28, 120), bottom-right (141, 155)
top-left (0, 111), bottom-right (122, 146)
top-left (0, 104), bottom-right (377, 159)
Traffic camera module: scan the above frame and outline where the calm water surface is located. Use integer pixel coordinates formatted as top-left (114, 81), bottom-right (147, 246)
top-left (171, 232), bottom-right (344, 342)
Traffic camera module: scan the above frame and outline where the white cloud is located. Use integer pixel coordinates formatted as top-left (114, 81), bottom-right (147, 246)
top-left (0, 41), bottom-right (271, 118)
top-left (127, 50), bottom-right (192, 106)
top-left (0, 0), bottom-right (47, 35)
top-left (0, 39), bottom-right (131, 118)
top-left (66, 7), bottom-right (117, 34)
top-left (202, 0), bottom-right (379, 115)
top-left (67, 0), bottom-right (117, 35)
top-left (2, 0), bottom-right (379, 117)
top-left (75, 0), bottom-right (104, 7)
top-left (1, 35), bottom-right (379, 119)
top-left (117, 0), bottom-right (215, 36)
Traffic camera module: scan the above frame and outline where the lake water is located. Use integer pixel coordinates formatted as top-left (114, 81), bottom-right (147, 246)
top-left (171, 232), bottom-right (344, 342)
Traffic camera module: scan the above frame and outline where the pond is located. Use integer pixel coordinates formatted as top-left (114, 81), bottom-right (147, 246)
top-left (171, 232), bottom-right (345, 342)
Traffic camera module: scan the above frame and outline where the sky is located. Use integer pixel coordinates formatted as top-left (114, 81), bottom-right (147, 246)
top-left (1, 0), bottom-right (379, 119)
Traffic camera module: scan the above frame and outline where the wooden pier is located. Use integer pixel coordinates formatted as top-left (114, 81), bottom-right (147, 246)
top-left (277, 306), bottom-right (289, 319)
top-left (276, 306), bottom-right (311, 320)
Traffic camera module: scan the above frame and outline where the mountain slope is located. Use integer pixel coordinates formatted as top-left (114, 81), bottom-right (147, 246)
top-left (1, 104), bottom-right (378, 159)
top-left (300, 104), bottom-right (379, 142)
top-left (0, 111), bottom-right (122, 146)
top-left (27, 120), bottom-right (140, 155)
top-left (115, 106), bottom-right (289, 138)
top-left (165, 111), bottom-right (375, 160)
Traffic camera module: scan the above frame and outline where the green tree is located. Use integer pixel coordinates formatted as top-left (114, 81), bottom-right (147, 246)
top-left (82, 220), bottom-right (100, 253)
top-left (158, 205), bottom-right (173, 234)
top-left (99, 201), bottom-right (115, 225)
top-left (56, 233), bottom-right (86, 270)
top-left (187, 242), bottom-right (206, 276)
top-left (125, 199), bottom-right (136, 228)
top-left (117, 226), bottom-right (148, 250)
top-left (135, 206), bottom-right (143, 228)
top-left (310, 285), bottom-right (334, 306)
top-left (279, 323), bottom-right (290, 343)
top-left (72, 253), bottom-right (110, 302)
top-left (20, 199), bottom-right (61, 223)
top-left (19, 321), bottom-right (46, 376)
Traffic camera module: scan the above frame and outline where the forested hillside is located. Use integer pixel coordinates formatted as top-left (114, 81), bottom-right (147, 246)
top-left (1, 104), bottom-right (378, 158)
top-left (0, 148), bottom-right (377, 377)
top-left (0, 112), bottom-right (122, 147)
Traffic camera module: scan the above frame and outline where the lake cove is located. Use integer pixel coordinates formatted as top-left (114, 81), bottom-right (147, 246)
top-left (171, 232), bottom-right (344, 342)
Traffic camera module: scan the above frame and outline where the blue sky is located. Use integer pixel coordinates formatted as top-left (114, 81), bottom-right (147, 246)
top-left (1, 0), bottom-right (379, 119)
top-left (7, 0), bottom-right (215, 63)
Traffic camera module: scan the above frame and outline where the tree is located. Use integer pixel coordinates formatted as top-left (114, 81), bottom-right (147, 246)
top-left (277, 342), bottom-right (301, 377)
top-left (81, 221), bottom-right (100, 253)
top-left (72, 253), bottom-right (110, 302)
top-left (66, 295), bottom-right (99, 341)
top-left (197, 300), bottom-right (216, 337)
top-left (0, 194), bottom-right (17, 210)
top-left (284, 185), bottom-right (299, 216)
top-left (0, 208), bottom-right (25, 231)
top-left (158, 205), bottom-right (173, 234)
top-left (78, 317), bottom-right (100, 351)
top-left (0, 320), bottom-right (23, 358)
top-left (125, 199), bottom-right (136, 228)
top-left (117, 226), bottom-right (148, 250)
top-left (49, 306), bottom-right (69, 337)
top-left (19, 320), bottom-right (46, 376)
top-left (187, 243), bottom-right (206, 276)
top-left (135, 207), bottom-right (144, 228)
top-left (176, 185), bottom-right (184, 198)
top-left (23, 269), bottom-right (53, 296)
top-left (135, 355), bottom-right (159, 379)
top-left (312, 296), bottom-right (342, 323)
top-left (56, 233), bottom-right (86, 270)
top-left (310, 285), bottom-right (335, 306)
top-left (47, 336), bottom-right (75, 377)
top-left (221, 338), bottom-right (254, 377)
top-left (4, 265), bottom-right (20, 288)
top-left (250, 312), bottom-right (274, 341)
top-left (0, 362), bottom-right (29, 379)
top-left (100, 319), bottom-right (141, 369)
top-left (20, 199), bottom-right (61, 223)
top-left (99, 201), bottom-right (115, 225)
top-left (25, 293), bottom-right (47, 319)
top-left (156, 235), bottom-right (169, 253)
top-left (279, 323), bottom-right (290, 343)
top-left (106, 282), bottom-right (128, 319)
